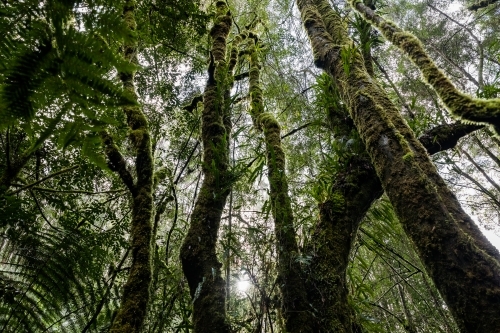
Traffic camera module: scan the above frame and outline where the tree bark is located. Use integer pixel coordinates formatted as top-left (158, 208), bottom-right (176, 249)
top-left (179, 2), bottom-right (234, 332)
top-left (109, 1), bottom-right (155, 332)
top-left (246, 35), bottom-right (314, 333)
top-left (297, 1), bottom-right (500, 332)
top-left (305, 155), bottom-right (380, 333)
top-left (350, 1), bottom-right (500, 134)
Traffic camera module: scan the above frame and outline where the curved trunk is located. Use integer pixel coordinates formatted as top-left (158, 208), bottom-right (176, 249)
top-left (297, 1), bottom-right (500, 332)
top-left (179, 2), bottom-right (233, 332)
top-left (305, 156), bottom-right (380, 333)
top-left (306, 120), bottom-right (480, 333)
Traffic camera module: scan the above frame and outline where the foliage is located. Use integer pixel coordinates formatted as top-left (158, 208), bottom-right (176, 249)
top-left (0, 0), bottom-right (499, 332)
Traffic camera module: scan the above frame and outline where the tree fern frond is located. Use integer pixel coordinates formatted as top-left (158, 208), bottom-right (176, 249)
top-left (0, 39), bottom-right (55, 125)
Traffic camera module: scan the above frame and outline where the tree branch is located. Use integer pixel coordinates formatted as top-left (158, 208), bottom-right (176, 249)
top-left (418, 122), bottom-right (482, 154)
top-left (100, 131), bottom-right (136, 194)
top-left (468, 0), bottom-right (499, 11)
top-left (10, 165), bottom-right (79, 195)
top-left (281, 121), bottom-right (322, 139)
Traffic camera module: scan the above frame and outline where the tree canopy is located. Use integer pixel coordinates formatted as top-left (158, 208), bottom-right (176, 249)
top-left (0, 0), bottom-right (499, 332)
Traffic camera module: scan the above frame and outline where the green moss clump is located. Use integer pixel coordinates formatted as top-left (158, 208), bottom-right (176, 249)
top-left (402, 152), bottom-right (414, 160)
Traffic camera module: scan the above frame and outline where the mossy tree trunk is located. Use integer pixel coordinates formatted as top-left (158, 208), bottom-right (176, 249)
top-left (108, 1), bottom-right (154, 332)
top-left (297, 0), bottom-right (500, 332)
top-left (303, 2), bottom-right (479, 332)
top-left (306, 115), bottom-right (480, 333)
top-left (305, 155), bottom-right (380, 333)
top-left (246, 35), bottom-right (314, 333)
top-left (350, 1), bottom-right (500, 134)
top-left (179, 2), bottom-right (234, 332)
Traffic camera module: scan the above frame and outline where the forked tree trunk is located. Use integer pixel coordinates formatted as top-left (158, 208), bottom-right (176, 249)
top-left (297, 0), bottom-right (500, 331)
top-left (306, 122), bottom-right (480, 333)
top-left (303, 4), bottom-right (478, 332)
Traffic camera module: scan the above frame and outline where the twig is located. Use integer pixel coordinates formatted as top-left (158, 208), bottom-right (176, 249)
top-left (10, 165), bottom-right (79, 195)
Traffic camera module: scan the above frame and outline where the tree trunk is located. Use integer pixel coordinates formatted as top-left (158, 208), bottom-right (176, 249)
top-left (179, 2), bottom-right (233, 332)
top-left (305, 157), bottom-right (380, 332)
top-left (297, 0), bottom-right (500, 332)
top-left (109, 1), bottom-right (154, 332)
top-left (246, 35), bottom-right (314, 333)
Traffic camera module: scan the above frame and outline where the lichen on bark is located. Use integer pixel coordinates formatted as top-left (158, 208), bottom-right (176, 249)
top-left (297, 0), bottom-right (500, 331)
top-left (179, 2), bottom-right (236, 332)
top-left (350, 0), bottom-right (500, 134)
top-left (245, 36), bottom-right (314, 333)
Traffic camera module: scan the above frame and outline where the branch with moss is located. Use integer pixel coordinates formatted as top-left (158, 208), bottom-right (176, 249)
top-left (298, 0), bottom-right (500, 331)
top-left (246, 36), bottom-right (314, 333)
top-left (468, 0), bottom-right (499, 11)
top-left (179, 2), bottom-right (235, 332)
top-left (350, 0), bottom-right (500, 134)
top-left (418, 122), bottom-right (482, 155)
top-left (109, 1), bottom-right (154, 332)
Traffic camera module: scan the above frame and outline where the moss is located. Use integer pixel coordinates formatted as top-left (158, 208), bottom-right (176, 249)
top-left (179, 3), bottom-right (236, 333)
top-left (350, 0), bottom-right (500, 135)
top-left (244, 35), bottom-right (314, 333)
top-left (403, 152), bottom-right (414, 160)
top-left (299, 0), bottom-right (500, 331)
top-left (315, 0), bottom-right (349, 42)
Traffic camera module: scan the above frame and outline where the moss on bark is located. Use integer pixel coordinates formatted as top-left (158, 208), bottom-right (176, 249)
top-left (350, 0), bottom-right (500, 134)
top-left (179, 3), bottom-right (235, 332)
top-left (298, 0), bottom-right (500, 332)
top-left (109, 1), bottom-right (154, 333)
top-left (305, 155), bottom-right (380, 333)
top-left (306, 121), bottom-right (479, 333)
top-left (245, 37), bottom-right (314, 333)
top-left (468, 0), bottom-right (499, 11)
